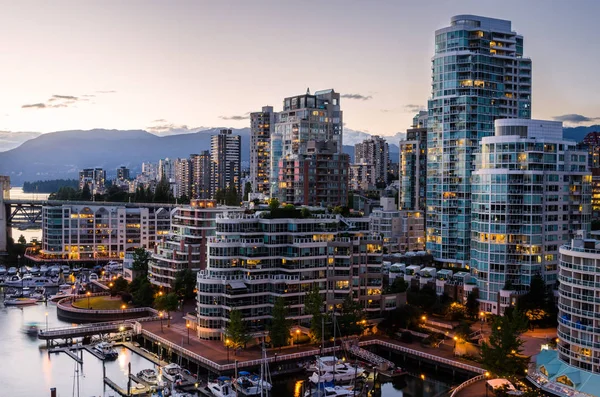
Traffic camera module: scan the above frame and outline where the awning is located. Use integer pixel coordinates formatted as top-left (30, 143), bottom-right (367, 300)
top-left (228, 281), bottom-right (247, 289)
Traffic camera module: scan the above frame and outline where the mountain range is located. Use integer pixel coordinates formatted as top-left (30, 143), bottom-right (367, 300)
top-left (0, 124), bottom-right (596, 185)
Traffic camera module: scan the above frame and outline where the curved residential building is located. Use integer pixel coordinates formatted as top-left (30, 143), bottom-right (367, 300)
top-left (529, 236), bottom-right (600, 397)
top-left (148, 200), bottom-right (242, 290)
top-left (470, 119), bottom-right (591, 315)
top-left (196, 211), bottom-right (385, 340)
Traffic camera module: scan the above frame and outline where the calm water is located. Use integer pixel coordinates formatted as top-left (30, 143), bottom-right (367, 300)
top-left (9, 187), bottom-right (48, 243)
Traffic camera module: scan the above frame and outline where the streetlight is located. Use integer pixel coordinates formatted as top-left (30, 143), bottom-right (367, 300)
top-left (225, 339), bottom-right (230, 363)
top-left (186, 323), bottom-right (190, 344)
top-left (159, 311), bottom-right (164, 332)
top-left (45, 312), bottom-right (48, 331)
top-left (296, 329), bottom-right (300, 349)
top-left (86, 291), bottom-right (91, 309)
top-left (121, 304), bottom-right (126, 313)
top-left (420, 374), bottom-right (425, 381)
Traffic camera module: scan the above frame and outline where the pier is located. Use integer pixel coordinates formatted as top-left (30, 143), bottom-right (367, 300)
top-left (48, 346), bottom-right (83, 363)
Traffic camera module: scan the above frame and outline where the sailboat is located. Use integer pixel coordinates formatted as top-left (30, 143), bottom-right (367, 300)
top-left (233, 341), bottom-right (273, 396)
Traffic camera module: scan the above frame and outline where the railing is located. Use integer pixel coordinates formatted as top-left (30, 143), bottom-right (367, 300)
top-left (449, 374), bottom-right (486, 397)
top-left (57, 293), bottom-right (158, 315)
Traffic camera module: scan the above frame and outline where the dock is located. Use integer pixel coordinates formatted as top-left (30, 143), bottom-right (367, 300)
top-left (103, 376), bottom-right (152, 396)
top-left (48, 346), bottom-right (83, 363)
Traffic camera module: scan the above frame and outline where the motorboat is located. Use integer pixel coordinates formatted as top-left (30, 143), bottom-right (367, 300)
top-left (309, 363), bottom-right (365, 384)
top-left (304, 383), bottom-right (356, 397)
top-left (19, 266), bottom-right (29, 274)
top-left (30, 266), bottom-right (40, 274)
top-left (4, 297), bottom-right (37, 306)
top-left (93, 342), bottom-right (118, 360)
top-left (0, 265), bottom-right (6, 275)
top-left (31, 287), bottom-right (46, 301)
top-left (207, 376), bottom-right (236, 397)
top-left (21, 322), bottom-right (40, 336)
top-left (7, 267), bottom-right (17, 276)
top-left (234, 371), bottom-right (272, 396)
top-left (88, 273), bottom-right (99, 282)
top-left (49, 284), bottom-right (76, 300)
top-left (4, 275), bottom-right (59, 288)
top-left (40, 265), bottom-right (48, 274)
top-left (137, 369), bottom-right (159, 385)
top-left (162, 363), bottom-right (183, 383)
top-left (305, 356), bottom-right (344, 373)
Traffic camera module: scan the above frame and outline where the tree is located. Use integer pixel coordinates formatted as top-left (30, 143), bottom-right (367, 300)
top-left (153, 178), bottom-right (172, 203)
top-left (81, 183), bottom-right (92, 200)
top-left (243, 181), bottom-right (252, 201)
top-left (481, 309), bottom-right (529, 377)
top-left (466, 291), bottom-right (480, 319)
top-left (17, 235), bottom-right (27, 245)
top-left (110, 276), bottom-right (129, 295)
top-left (225, 308), bottom-right (250, 351)
top-left (173, 269), bottom-right (196, 300)
top-left (386, 278), bottom-right (408, 294)
top-left (337, 295), bottom-right (365, 337)
top-left (305, 284), bottom-right (325, 343)
top-left (132, 278), bottom-right (155, 307)
top-left (132, 248), bottom-right (151, 277)
top-left (154, 292), bottom-right (179, 327)
top-left (447, 302), bottom-right (466, 321)
top-left (269, 297), bottom-right (291, 349)
top-left (268, 198), bottom-right (280, 210)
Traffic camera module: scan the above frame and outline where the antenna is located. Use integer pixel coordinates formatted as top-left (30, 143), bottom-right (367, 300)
top-left (306, 87), bottom-right (310, 95)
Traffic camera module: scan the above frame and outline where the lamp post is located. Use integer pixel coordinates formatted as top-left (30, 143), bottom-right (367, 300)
top-left (296, 329), bottom-right (300, 350)
top-left (226, 339), bottom-right (230, 363)
top-left (159, 312), bottom-right (164, 333)
top-left (186, 323), bottom-right (190, 344)
top-left (86, 291), bottom-right (91, 309)
top-left (45, 312), bottom-right (48, 331)
top-left (121, 304), bottom-right (126, 314)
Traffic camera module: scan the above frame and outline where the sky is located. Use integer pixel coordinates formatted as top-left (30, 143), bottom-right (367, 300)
top-left (1, 0), bottom-right (599, 137)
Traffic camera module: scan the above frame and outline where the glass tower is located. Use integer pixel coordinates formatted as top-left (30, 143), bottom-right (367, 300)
top-left (426, 15), bottom-right (532, 267)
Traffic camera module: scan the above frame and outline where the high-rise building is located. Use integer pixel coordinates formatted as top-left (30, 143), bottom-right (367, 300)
top-left (210, 129), bottom-right (241, 198)
top-left (158, 158), bottom-right (175, 184)
top-left (355, 136), bottom-right (389, 185)
top-left (529, 234), bottom-right (600, 396)
top-left (250, 106), bottom-right (274, 196)
top-left (79, 168), bottom-right (106, 195)
top-left (370, 195), bottom-right (425, 253)
top-left (148, 200), bottom-right (242, 290)
top-left (190, 151), bottom-right (211, 199)
top-left (173, 158), bottom-right (191, 199)
top-left (579, 132), bottom-right (600, 219)
top-left (399, 111), bottom-right (427, 211)
top-left (427, 15), bottom-right (532, 267)
top-left (142, 162), bottom-right (158, 181)
top-left (272, 89), bottom-right (348, 205)
top-left (116, 166), bottom-right (130, 181)
top-left (470, 119), bottom-right (591, 315)
top-left (349, 162), bottom-right (376, 191)
top-left (195, 211), bottom-right (386, 340)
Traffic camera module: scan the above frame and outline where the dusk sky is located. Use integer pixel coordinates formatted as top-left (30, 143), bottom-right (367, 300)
top-left (1, 0), bottom-right (599, 137)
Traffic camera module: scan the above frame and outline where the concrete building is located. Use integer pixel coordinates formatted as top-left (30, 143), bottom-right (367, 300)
top-left (148, 200), bottom-right (242, 290)
top-left (195, 211), bottom-right (386, 340)
top-left (370, 196), bottom-right (425, 253)
top-left (210, 129), bottom-right (241, 198)
top-left (529, 234), bottom-right (600, 397)
top-left (39, 203), bottom-right (172, 261)
top-left (579, 132), bottom-right (600, 219)
top-left (399, 111), bottom-right (427, 212)
top-left (116, 166), bottom-right (130, 181)
top-left (349, 162), bottom-right (376, 191)
top-left (426, 15), bottom-right (532, 268)
top-left (355, 136), bottom-right (389, 185)
top-left (79, 168), bottom-right (106, 195)
top-left (190, 151), bottom-right (211, 200)
top-left (174, 157), bottom-right (191, 199)
top-left (250, 106), bottom-right (274, 196)
top-left (470, 119), bottom-right (591, 315)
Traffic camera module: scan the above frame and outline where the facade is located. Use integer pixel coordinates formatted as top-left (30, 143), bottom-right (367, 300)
top-left (250, 106), bottom-right (274, 196)
top-left (210, 129), bottom-right (241, 198)
top-left (195, 211), bottom-right (385, 340)
top-left (399, 111), bottom-right (427, 212)
top-left (116, 166), bottom-right (130, 181)
top-left (370, 196), bottom-right (425, 253)
top-left (148, 200), bottom-right (242, 290)
top-left (174, 157), bottom-right (192, 199)
top-left (158, 158), bottom-right (175, 182)
top-left (349, 162), bottom-right (376, 191)
top-left (79, 168), bottom-right (106, 195)
top-left (528, 235), bottom-right (600, 397)
top-left (579, 132), bottom-right (600, 219)
top-left (40, 204), bottom-right (172, 261)
top-left (190, 151), bottom-right (211, 199)
top-left (355, 136), bottom-right (389, 185)
top-left (276, 140), bottom-right (349, 207)
top-left (470, 119), bottom-right (591, 315)
top-left (426, 15), bottom-right (532, 267)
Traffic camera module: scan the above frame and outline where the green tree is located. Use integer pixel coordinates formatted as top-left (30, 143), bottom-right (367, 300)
top-left (81, 183), bottom-right (92, 200)
top-left (268, 297), bottom-right (291, 349)
top-left (268, 198), bottom-right (280, 210)
top-left (447, 302), bottom-right (466, 321)
top-left (110, 276), bottom-right (129, 295)
top-left (173, 269), bottom-right (196, 300)
top-left (243, 181), bottom-right (252, 201)
top-left (154, 292), bottom-right (179, 326)
top-left (481, 309), bottom-right (529, 377)
top-left (466, 291), bottom-right (480, 319)
top-left (132, 247), bottom-right (151, 277)
top-left (17, 235), bottom-right (27, 245)
top-left (337, 295), bottom-right (365, 337)
top-left (132, 278), bottom-right (155, 307)
top-left (386, 278), bottom-right (408, 294)
top-left (305, 284), bottom-right (325, 343)
top-left (225, 308), bottom-right (250, 351)
top-left (153, 177), bottom-right (172, 203)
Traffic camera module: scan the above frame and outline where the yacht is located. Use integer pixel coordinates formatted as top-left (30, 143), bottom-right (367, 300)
top-left (93, 342), bottom-right (118, 360)
top-left (161, 363), bottom-right (183, 383)
top-left (7, 267), bottom-right (17, 276)
top-left (234, 371), bottom-right (272, 396)
top-left (19, 266), bottom-right (29, 274)
top-left (0, 265), bottom-right (7, 275)
top-left (137, 369), bottom-right (159, 385)
top-left (88, 273), bottom-right (99, 282)
top-left (309, 363), bottom-right (365, 384)
top-left (304, 384), bottom-right (356, 397)
top-left (40, 265), bottom-right (48, 274)
top-left (4, 297), bottom-right (37, 306)
top-left (4, 275), bottom-right (58, 288)
top-left (49, 284), bottom-right (76, 300)
top-left (61, 265), bottom-right (71, 273)
top-left (30, 266), bottom-right (40, 274)
top-left (21, 322), bottom-right (40, 336)
top-left (31, 287), bottom-right (47, 301)
top-left (207, 376), bottom-right (236, 397)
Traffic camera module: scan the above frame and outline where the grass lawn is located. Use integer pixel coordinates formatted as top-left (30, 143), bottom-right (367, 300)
top-left (72, 296), bottom-right (127, 310)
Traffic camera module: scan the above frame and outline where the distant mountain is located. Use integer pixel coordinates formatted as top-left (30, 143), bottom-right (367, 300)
top-left (563, 125), bottom-right (600, 142)
top-left (0, 131), bottom-right (41, 151)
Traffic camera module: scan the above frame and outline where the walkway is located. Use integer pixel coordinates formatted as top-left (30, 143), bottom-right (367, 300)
top-left (454, 379), bottom-right (487, 397)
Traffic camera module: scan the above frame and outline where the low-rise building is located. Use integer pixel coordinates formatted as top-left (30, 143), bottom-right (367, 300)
top-left (370, 196), bottom-right (425, 253)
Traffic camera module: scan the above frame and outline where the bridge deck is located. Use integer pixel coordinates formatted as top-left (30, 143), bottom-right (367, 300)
top-left (38, 321), bottom-right (135, 340)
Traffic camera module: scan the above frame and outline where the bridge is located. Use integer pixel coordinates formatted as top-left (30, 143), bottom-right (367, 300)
top-left (38, 320), bottom-right (139, 341)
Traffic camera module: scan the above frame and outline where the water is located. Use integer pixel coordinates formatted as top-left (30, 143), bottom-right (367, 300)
top-left (8, 187), bottom-right (49, 243)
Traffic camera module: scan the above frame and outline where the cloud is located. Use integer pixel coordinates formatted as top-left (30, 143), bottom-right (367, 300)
top-left (380, 109), bottom-right (393, 113)
top-left (96, 90), bottom-right (116, 94)
top-left (553, 114), bottom-right (600, 124)
top-left (22, 103), bottom-right (46, 109)
top-left (50, 95), bottom-right (78, 101)
top-left (404, 104), bottom-right (423, 112)
top-left (219, 114), bottom-right (249, 121)
top-left (152, 119), bottom-right (167, 123)
top-left (341, 93), bottom-right (372, 101)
